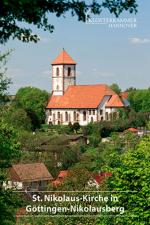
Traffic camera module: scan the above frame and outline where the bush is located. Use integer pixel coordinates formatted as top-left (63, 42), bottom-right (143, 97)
top-left (88, 134), bottom-right (101, 147)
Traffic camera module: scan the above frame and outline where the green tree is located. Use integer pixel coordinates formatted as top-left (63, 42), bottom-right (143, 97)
top-left (14, 86), bottom-right (49, 129)
top-left (0, 121), bottom-right (21, 225)
top-left (69, 122), bottom-right (81, 133)
top-left (62, 167), bottom-right (91, 191)
top-left (0, 50), bottom-right (12, 104)
top-left (128, 89), bottom-right (150, 112)
top-left (109, 83), bottom-right (121, 94)
top-left (0, 0), bottom-right (138, 44)
top-left (104, 136), bottom-right (150, 225)
top-left (4, 107), bottom-right (32, 131)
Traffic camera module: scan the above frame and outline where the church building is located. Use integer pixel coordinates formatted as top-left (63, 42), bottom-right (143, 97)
top-left (46, 49), bottom-right (127, 125)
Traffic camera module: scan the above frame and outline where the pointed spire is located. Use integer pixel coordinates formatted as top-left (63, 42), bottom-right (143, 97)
top-left (52, 49), bottom-right (76, 65)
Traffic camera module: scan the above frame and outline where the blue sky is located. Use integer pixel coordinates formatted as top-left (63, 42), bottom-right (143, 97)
top-left (1, 0), bottom-right (150, 94)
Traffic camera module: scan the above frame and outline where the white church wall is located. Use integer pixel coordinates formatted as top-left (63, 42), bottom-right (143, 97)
top-left (97, 96), bottom-right (111, 121)
top-left (63, 65), bottom-right (76, 91)
top-left (46, 108), bottom-right (98, 126)
top-left (52, 65), bottom-right (64, 95)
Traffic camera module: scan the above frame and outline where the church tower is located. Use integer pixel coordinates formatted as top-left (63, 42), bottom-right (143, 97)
top-left (51, 49), bottom-right (76, 96)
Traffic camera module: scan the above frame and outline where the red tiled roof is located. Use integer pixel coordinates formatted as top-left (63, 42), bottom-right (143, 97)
top-left (10, 163), bottom-right (53, 182)
top-left (106, 94), bottom-right (124, 108)
top-left (58, 170), bottom-right (68, 178)
top-left (52, 179), bottom-right (62, 186)
top-left (46, 84), bottom-right (115, 109)
top-left (93, 172), bottom-right (112, 184)
top-left (52, 49), bottom-right (76, 65)
top-left (127, 128), bottom-right (138, 133)
top-left (119, 92), bottom-right (129, 99)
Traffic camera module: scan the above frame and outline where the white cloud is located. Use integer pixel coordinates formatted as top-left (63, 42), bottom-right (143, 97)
top-left (129, 37), bottom-right (150, 45)
top-left (39, 36), bottom-right (51, 44)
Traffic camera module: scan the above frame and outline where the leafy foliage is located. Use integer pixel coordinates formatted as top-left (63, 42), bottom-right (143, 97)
top-left (109, 83), bottom-right (121, 94)
top-left (104, 136), bottom-right (150, 225)
top-left (0, 0), bottom-right (138, 44)
top-left (0, 121), bottom-right (22, 225)
top-left (0, 50), bottom-right (12, 104)
top-left (13, 86), bottom-right (49, 129)
top-left (4, 107), bottom-right (32, 131)
top-left (128, 89), bottom-right (150, 112)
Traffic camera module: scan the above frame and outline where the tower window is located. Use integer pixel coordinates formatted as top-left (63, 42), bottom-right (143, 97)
top-left (68, 67), bottom-right (71, 76)
top-left (105, 112), bottom-right (109, 120)
top-left (56, 67), bottom-right (59, 76)
top-left (56, 85), bottom-right (59, 91)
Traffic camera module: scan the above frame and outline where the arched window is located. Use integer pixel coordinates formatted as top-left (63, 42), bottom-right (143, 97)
top-left (100, 109), bottom-right (103, 115)
top-left (105, 112), bottom-right (109, 120)
top-left (53, 113), bottom-right (55, 124)
top-left (68, 67), bottom-right (71, 76)
top-left (83, 111), bottom-right (86, 121)
top-left (65, 112), bottom-right (68, 121)
top-left (56, 67), bottom-right (59, 76)
top-left (73, 111), bottom-right (76, 121)
top-left (56, 85), bottom-right (59, 91)
top-left (77, 113), bottom-right (79, 122)
top-left (57, 112), bottom-right (60, 119)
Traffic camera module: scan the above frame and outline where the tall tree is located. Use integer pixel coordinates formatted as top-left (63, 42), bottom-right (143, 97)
top-left (0, 0), bottom-right (138, 44)
top-left (128, 89), bottom-right (150, 112)
top-left (14, 86), bottom-right (49, 129)
top-left (110, 83), bottom-right (121, 94)
top-left (0, 122), bottom-right (21, 225)
top-left (0, 50), bottom-right (12, 104)
top-left (103, 136), bottom-right (150, 225)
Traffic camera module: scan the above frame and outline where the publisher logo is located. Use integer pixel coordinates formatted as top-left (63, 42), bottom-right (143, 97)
top-left (85, 9), bottom-right (137, 29)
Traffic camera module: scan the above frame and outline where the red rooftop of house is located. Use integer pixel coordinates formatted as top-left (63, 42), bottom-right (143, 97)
top-left (58, 170), bottom-right (68, 178)
top-left (93, 172), bottom-right (112, 184)
top-left (127, 127), bottom-right (138, 133)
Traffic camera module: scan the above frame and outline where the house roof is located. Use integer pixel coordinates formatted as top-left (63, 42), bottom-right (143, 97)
top-left (46, 84), bottom-right (116, 109)
top-left (58, 170), bottom-right (68, 178)
top-left (127, 127), bottom-right (138, 133)
top-left (106, 94), bottom-right (124, 108)
top-left (119, 92), bottom-right (129, 99)
top-left (52, 49), bottom-right (76, 65)
top-left (10, 163), bottom-right (53, 182)
top-left (52, 170), bottom-right (69, 186)
top-left (93, 172), bottom-right (112, 184)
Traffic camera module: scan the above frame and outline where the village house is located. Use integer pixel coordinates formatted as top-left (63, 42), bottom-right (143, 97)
top-left (52, 170), bottom-right (69, 186)
top-left (46, 49), bottom-right (128, 125)
top-left (3, 163), bottom-right (53, 191)
top-left (88, 172), bottom-right (112, 189)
